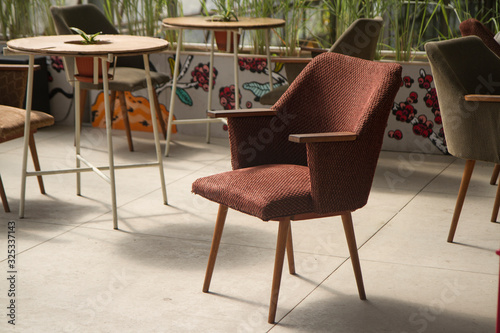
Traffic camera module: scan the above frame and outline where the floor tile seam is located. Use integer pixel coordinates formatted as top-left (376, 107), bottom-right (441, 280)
top-left (0, 222), bottom-right (87, 259)
top-left (57, 223), bottom-right (351, 258)
top-left (269, 255), bottom-right (353, 330)
top-left (359, 257), bottom-right (499, 277)
top-left (101, 155), bottom-right (231, 216)
top-left (356, 157), bottom-right (457, 250)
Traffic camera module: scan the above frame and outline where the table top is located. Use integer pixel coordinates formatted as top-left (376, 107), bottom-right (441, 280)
top-left (163, 16), bottom-right (285, 31)
top-left (6, 35), bottom-right (169, 57)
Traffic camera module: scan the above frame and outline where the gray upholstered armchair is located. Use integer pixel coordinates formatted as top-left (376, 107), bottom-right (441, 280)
top-left (425, 36), bottom-right (500, 242)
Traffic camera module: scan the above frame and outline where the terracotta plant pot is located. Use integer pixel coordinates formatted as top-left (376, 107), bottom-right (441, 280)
top-left (75, 57), bottom-right (110, 80)
top-left (214, 30), bottom-right (240, 53)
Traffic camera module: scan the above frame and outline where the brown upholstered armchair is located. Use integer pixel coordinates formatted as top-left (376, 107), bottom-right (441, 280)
top-left (260, 17), bottom-right (384, 105)
top-left (0, 65), bottom-right (54, 212)
top-left (50, 4), bottom-right (170, 151)
top-left (459, 19), bottom-right (500, 187)
top-left (425, 36), bottom-right (500, 242)
top-left (192, 52), bottom-right (402, 323)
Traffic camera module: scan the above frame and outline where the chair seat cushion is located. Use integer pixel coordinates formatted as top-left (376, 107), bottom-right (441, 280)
top-left (260, 84), bottom-right (288, 106)
top-left (79, 67), bottom-right (170, 91)
top-left (192, 164), bottom-right (313, 220)
top-left (0, 105), bottom-right (54, 142)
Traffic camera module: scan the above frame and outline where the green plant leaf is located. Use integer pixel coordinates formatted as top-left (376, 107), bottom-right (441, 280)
top-left (176, 88), bottom-right (193, 106)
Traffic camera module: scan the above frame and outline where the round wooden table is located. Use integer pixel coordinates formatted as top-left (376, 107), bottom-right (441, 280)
top-left (162, 17), bottom-right (285, 156)
top-left (5, 35), bottom-right (169, 229)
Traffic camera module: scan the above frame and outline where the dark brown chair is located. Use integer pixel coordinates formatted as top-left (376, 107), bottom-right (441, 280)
top-left (260, 17), bottom-right (384, 105)
top-left (50, 4), bottom-right (170, 152)
top-left (425, 36), bottom-right (500, 242)
top-left (0, 64), bottom-right (54, 212)
top-left (192, 52), bottom-right (402, 323)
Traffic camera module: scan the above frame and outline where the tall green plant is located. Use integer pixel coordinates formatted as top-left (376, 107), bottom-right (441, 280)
top-left (103, 0), bottom-right (182, 37)
top-left (0, 0), bottom-right (64, 40)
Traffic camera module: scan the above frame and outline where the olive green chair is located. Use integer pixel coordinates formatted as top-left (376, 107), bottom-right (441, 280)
top-left (260, 17), bottom-right (384, 105)
top-left (425, 36), bottom-right (500, 242)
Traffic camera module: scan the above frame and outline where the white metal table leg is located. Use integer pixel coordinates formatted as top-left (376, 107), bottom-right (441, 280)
top-left (165, 30), bottom-right (183, 157)
top-left (143, 54), bottom-right (168, 205)
top-left (101, 56), bottom-right (118, 229)
top-left (74, 59), bottom-right (82, 196)
top-left (266, 29), bottom-right (273, 92)
top-left (206, 33), bottom-right (216, 144)
top-left (19, 54), bottom-right (35, 218)
top-left (233, 29), bottom-right (240, 110)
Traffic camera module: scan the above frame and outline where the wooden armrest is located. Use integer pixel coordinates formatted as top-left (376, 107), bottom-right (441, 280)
top-left (0, 64), bottom-right (40, 71)
top-left (465, 94), bottom-right (500, 102)
top-left (300, 46), bottom-right (327, 54)
top-left (270, 57), bottom-right (313, 64)
top-left (208, 108), bottom-right (277, 118)
top-left (289, 132), bottom-right (358, 143)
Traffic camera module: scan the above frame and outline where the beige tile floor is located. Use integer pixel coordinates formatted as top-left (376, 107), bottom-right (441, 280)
top-left (0, 124), bottom-right (498, 333)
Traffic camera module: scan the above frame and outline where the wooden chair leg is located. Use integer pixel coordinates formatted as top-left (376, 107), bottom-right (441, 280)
top-left (80, 88), bottom-right (88, 129)
top-left (0, 174), bottom-right (10, 212)
top-left (152, 89), bottom-right (167, 139)
top-left (491, 179), bottom-right (500, 222)
top-left (268, 217), bottom-right (291, 324)
top-left (28, 132), bottom-right (45, 194)
top-left (448, 160), bottom-right (475, 243)
top-left (341, 212), bottom-right (366, 300)
top-left (491, 164), bottom-right (500, 185)
top-left (116, 91), bottom-right (134, 152)
top-left (286, 225), bottom-right (295, 275)
top-left (203, 204), bottom-right (229, 293)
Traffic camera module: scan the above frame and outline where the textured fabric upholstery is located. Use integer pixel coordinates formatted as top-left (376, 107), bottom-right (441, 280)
top-left (0, 66), bottom-right (28, 108)
top-left (260, 17), bottom-right (384, 106)
top-left (193, 53), bottom-right (402, 220)
top-left (0, 65), bottom-right (54, 142)
top-left (459, 19), bottom-right (500, 57)
top-left (425, 36), bottom-right (500, 163)
top-left (0, 106), bottom-right (54, 142)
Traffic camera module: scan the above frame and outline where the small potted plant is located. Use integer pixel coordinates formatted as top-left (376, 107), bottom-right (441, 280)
top-left (69, 27), bottom-right (109, 80)
top-left (200, 0), bottom-right (240, 52)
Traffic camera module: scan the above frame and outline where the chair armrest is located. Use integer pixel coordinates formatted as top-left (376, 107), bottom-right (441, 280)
top-left (207, 108), bottom-right (277, 118)
top-left (270, 57), bottom-right (313, 64)
top-left (289, 132), bottom-right (358, 143)
top-left (0, 64), bottom-right (40, 71)
top-left (300, 46), bottom-right (328, 54)
top-left (465, 94), bottom-right (500, 102)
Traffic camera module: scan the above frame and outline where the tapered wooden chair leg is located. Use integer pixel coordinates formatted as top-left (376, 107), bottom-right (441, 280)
top-left (268, 217), bottom-right (291, 324)
top-left (341, 213), bottom-right (366, 300)
top-left (0, 174), bottom-right (10, 212)
top-left (491, 180), bottom-right (500, 222)
top-left (203, 204), bottom-right (229, 293)
top-left (28, 132), bottom-right (45, 194)
top-left (490, 164), bottom-right (500, 185)
top-left (117, 91), bottom-right (134, 152)
top-left (448, 160), bottom-right (475, 243)
top-left (286, 225), bottom-right (295, 275)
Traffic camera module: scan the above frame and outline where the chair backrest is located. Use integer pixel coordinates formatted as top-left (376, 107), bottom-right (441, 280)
top-left (459, 18), bottom-right (500, 57)
top-left (50, 4), bottom-right (143, 69)
top-left (228, 53), bottom-right (402, 212)
top-left (286, 17), bottom-right (384, 83)
top-left (0, 65), bottom-right (30, 108)
top-left (329, 17), bottom-right (384, 60)
top-left (425, 36), bottom-right (500, 163)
